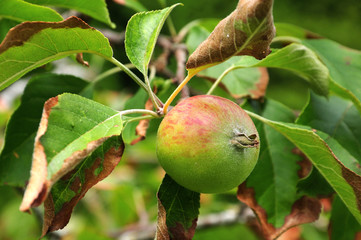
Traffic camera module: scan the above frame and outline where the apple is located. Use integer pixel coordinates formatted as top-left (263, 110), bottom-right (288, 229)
top-left (156, 95), bottom-right (260, 193)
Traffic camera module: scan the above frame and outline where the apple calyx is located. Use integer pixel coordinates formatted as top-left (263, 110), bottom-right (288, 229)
top-left (231, 131), bottom-right (259, 149)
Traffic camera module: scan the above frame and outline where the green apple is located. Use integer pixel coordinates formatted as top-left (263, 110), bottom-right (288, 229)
top-left (156, 95), bottom-right (260, 193)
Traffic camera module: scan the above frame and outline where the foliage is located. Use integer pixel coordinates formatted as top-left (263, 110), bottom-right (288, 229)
top-left (0, 0), bottom-right (360, 239)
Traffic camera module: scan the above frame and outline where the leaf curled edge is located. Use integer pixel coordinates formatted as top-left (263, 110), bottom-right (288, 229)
top-left (41, 137), bottom-right (125, 236)
top-left (247, 111), bottom-right (361, 225)
top-left (19, 96), bottom-right (58, 212)
top-left (156, 174), bottom-right (200, 240)
top-left (238, 184), bottom-right (321, 240)
top-left (186, 0), bottom-right (275, 71)
top-left (20, 94), bottom-right (122, 212)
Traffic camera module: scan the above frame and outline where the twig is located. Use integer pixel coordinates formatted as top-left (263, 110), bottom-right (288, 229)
top-left (174, 43), bottom-right (190, 100)
top-left (112, 205), bottom-right (255, 240)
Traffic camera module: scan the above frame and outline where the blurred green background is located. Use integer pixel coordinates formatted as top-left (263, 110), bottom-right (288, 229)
top-left (0, 0), bottom-right (360, 239)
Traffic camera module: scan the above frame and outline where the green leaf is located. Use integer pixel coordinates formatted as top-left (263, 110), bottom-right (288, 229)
top-left (186, 0), bottom-right (275, 73)
top-left (303, 39), bottom-right (361, 112)
top-left (183, 19), bottom-right (220, 53)
top-left (20, 93), bottom-right (123, 212)
top-left (42, 136), bottom-right (124, 236)
top-left (25, 0), bottom-right (115, 28)
top-left (247, 111), bottom-right (361, 225)
top-left (125, 4), bottom-right (181, 76)
top-left (297, 93), bottom-right (361, 161)
top-left (185, 25), bottom-right (212, 54)
top-left (244, 100), bottom-right (302, 228)
top-left (0, 74), bottom-right (89, 187)
top-left (297, 167), bottom-right (334, 197)
top-left (156, 174), bottom-right (200, 239)
top-left (220, 43), bottom-right (329, 96)
top-left (330, 196), bottom-right (361, 240)
top-left (0, 16), bottom-right (113, 91)
top-left (0, 0), bottom-right (63, 22)
top-left (275, 22), bottom-right (321, 39)
top-left (201, 63), bottom-right (268, 99)
top-left (0, 19), bottom-right (17, 42)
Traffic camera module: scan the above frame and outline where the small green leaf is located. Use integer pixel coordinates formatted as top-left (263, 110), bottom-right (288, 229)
top-left (125, 4), bottom-right (181, 76)
top-left (156, 174), bottom-right (200, 240)
top-left (247, 111), bottom-right (361, 225)
top-left (42, 136), bottom-right (124, 236)
top-left (0, 17), bottom-right (113, 91)
top-left (303, 39), bottom-right (361, 112)
top-left (0, 0), bottom-right (63, 22)
top-left (20, 93), bottom-right (123, 212)
top-left (25, 0), bottom-right (115, 28)
top-left (0, 74), bottom-right (89, 187)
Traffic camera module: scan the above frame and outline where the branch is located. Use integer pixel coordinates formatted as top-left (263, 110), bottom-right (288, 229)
top-left (174, 44), bottom-right (190, 100)
top-left (111, 205), bottom-right (255, 240)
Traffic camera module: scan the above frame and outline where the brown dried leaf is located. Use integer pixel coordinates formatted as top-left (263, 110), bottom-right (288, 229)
top-left (76, 53), bottom-right (89, 67)
top-left (130, 97), bottom-right (153, 145)
top-left (41, 139), bottom-right (124, 236)
top-left (186, 0), bottom-right (275, 71)
top-left (156, 199), bottom-right (170, 240)
top-left (238, 184), bottom-right (321, 240)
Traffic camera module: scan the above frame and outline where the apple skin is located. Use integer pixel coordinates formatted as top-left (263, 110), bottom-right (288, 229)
top-left (156, 95), bottom-right (260, 193)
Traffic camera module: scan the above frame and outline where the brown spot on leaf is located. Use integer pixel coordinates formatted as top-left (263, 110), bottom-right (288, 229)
top-left (186, 0), bottom-right (275, 70)
top-left (20, 96), bottom-right (59, 212)
top-left (42, 141), bottom-right (125, 237)
top-left (13, 151), bottom-right (19, 159)
top-left (49, 137), bottom-right (111, 185)
top-left (342, 167), bottom-right (361, 211)
top-left (156, 198), bottom-right (198, 240)
top-left (238, 183), bottom-right (321, 240)
top-left (169, 220), bottom-right (198, 240)
top-left (0, 16), bottom-right (93, 55)
top-left (305, 32), bottom-right (323, 40)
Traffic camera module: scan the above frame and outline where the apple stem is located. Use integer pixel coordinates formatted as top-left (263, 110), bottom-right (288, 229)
top-left (162, 72), bottom-right (195, 114)
top-left (231, 133), bottom-right (259, 148)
